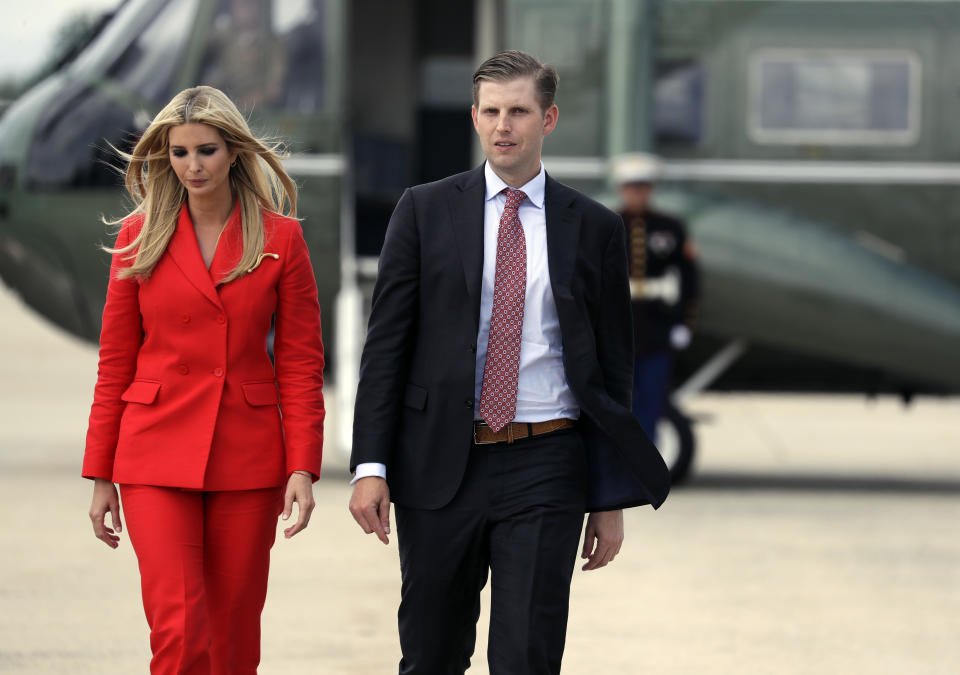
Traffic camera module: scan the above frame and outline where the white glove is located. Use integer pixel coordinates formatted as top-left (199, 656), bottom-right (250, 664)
top-left (631, 268), bottom-right (681, 305)
top-left (670, 324), bottom-right (692, 350)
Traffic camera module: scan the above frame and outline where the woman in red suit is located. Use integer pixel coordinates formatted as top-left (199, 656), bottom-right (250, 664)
top-left (83, 85), bottom-right (325, 674)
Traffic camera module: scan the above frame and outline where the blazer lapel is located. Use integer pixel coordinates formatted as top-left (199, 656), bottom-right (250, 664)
top-left (208, 203), bottom-right (243, 287)
top-left (544, 174), bottom-right (581, 294)
top-left (447, 166), bottom-right (486, 302)
top-left (166, 204), bottom-right (224, 309)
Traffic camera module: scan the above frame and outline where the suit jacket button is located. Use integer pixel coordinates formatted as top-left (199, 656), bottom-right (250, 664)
top-left (178, 364), bottom-right (189, 375)
top-left (469, 343), bottom-right (477, 353)
top-left (464, 399), bottom-right (474, 409)
top-left (213, 367), bottom-right (224, 377)
top-left (216, 314), bottom-right (226, 324)
top-left (181, 314), bottom-right (191, 324)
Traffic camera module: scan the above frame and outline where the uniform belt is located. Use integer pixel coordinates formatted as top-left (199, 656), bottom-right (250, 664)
top-left (473, 418), bottom-right (576, 445)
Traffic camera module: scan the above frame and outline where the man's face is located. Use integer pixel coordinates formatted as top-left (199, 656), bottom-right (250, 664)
top-left (619, 183), bottom-right (653, 214)
top-left (472, 76), bottom-right (558, 186)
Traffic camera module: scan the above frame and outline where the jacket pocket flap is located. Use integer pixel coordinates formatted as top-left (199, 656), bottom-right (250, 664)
top-left (243, 381), bottom-right (280, 406)
top-left (121, 380), bottom-right (161, 404)
top-left (404, 383), bottom-right (427, 410)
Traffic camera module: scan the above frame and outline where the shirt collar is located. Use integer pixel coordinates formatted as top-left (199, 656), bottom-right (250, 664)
top-left (484, 161), bottom-right (545, 209)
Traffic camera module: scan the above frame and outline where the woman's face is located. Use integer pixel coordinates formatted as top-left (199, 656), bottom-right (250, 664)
top-left (168, 123), bottom-right (238, 205)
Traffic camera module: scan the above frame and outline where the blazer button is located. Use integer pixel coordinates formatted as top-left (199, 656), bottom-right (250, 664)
top-left (464, 399), bottom-right (474, 409)
top-left (216, 314), bottom-right (226, 324)
top-left (213, 367), bottom-right (224, 377)
top-left (469, 343), bottom-right (477, 353)
top-left (181, 314), bottom-right (191, 324)
top-left (177, 364), bottom-right (189, 375)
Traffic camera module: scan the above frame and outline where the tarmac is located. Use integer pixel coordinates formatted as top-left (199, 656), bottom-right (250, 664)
top-left (1, 281), bottom-right (958, 674)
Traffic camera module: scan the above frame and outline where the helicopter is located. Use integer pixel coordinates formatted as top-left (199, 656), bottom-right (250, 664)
top-left (1, 0), bottom-right (958, 482)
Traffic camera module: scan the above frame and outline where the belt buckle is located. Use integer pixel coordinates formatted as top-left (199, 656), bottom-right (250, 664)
top-left (473, 422), bottom-right (496, 445)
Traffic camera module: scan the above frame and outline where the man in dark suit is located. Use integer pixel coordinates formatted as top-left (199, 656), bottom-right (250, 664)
top-left (349, 50), bottom-right (670, 675)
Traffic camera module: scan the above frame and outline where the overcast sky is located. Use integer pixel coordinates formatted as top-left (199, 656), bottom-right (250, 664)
top-left (0, 0), bottom-right (119, 80)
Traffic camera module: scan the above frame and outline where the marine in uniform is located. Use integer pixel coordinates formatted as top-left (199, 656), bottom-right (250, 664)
top-left (612, 153), bottom-right (699, 440)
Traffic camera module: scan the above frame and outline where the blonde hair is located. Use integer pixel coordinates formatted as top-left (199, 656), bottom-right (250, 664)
top-left (106, 85), bottom-right (297, 282)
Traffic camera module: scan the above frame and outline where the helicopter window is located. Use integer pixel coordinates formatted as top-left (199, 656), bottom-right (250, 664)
top-left (25, 82), bottom-right (136, 189)
top-left (105, 0), bottom-right (199, 105)
top-left (749, 50), bottom-right (919, 146)
top-left (503, 0), bottom-right (607, 156)
top-left (200, 0), bottom-right (327, 114)
top-left (70, 0), bottom-right (159, 79)
top-left (654, 60), bottom-right (704, 146)
top-left (24, 0), bottom-right (199, 190)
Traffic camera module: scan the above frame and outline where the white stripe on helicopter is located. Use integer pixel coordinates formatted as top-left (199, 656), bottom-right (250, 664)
top-left (542, 157), bottom-right (960, 185)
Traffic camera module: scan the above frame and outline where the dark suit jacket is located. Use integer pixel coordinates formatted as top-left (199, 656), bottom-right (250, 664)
top-left (351, 166), bottom-right (670, 511)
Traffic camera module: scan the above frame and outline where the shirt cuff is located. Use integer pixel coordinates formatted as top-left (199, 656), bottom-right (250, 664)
top-left (351, 462), bottom-right (387, 485)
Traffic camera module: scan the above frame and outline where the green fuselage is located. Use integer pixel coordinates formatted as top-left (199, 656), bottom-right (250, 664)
top-left (1, 0), bottom-right (958, 391)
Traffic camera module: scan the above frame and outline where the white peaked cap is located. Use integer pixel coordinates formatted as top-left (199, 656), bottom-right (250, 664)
top-left (610, 152), bottom-right (663, 185)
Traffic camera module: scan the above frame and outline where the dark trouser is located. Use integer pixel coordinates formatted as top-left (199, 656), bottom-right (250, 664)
top-left (395, 429), bottom-right (587, 675)
top-left (632, 350), bottom-right (673, 443)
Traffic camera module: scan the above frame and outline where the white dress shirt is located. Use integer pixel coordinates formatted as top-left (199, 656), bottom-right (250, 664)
top-left (353, 162), bottom-right (580, 484)
top-left (474, 162), bottom-right (579, 421)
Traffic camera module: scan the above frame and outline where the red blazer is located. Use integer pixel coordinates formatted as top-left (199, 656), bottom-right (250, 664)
top-left (82, 204), bottom-right (325, 490)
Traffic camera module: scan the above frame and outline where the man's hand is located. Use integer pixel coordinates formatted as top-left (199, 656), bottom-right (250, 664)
top-left (349, 477), bottom-right (391, 544)
top-left (581, 509), bottom-right (624, 571)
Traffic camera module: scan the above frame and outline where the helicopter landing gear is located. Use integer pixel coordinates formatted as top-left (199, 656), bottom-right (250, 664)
top-left (661, 338), bottom-right (749, 484)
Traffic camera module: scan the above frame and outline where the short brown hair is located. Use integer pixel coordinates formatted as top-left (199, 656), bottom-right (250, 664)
top-left (472, 50), bottom-right (559, 113)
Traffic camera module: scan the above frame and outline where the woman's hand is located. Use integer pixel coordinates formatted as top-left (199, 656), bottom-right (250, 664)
top-left (281, 471), bottom-right (315, 539)
top-left (89, 478), bottom-right (122, 548)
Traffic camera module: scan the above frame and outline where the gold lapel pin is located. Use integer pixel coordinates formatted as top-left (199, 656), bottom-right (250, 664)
top-left (248, 252), bottom-right (280, 273)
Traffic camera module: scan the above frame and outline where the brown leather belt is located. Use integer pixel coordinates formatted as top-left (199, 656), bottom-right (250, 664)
top-left (473, 418), bottom-right (576, 445)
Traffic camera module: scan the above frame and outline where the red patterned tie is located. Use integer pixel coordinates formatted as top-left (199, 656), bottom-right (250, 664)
top-left (479, 188), bottom-right (527, 432)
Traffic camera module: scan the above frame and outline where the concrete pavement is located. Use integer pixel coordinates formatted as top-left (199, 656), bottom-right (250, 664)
top-left (1, 284), bottom-right (958, 674)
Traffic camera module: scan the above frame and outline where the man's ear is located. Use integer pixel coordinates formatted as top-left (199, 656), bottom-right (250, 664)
top-left (471, 105), bottom-right (479, 132)
top-left (542, 105), bottom-right (559, 136)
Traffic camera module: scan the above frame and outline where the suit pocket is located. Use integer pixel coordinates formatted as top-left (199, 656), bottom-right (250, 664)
top-left (404, 383), bottom-right (427, 411)
top-left (121, 380), bottom-right (161, 405)
top-left (242, 381), bottom-right (280, 406)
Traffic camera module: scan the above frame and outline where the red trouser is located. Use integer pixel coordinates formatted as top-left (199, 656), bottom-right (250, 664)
top-left (120, 485), bottom-right (283, 675)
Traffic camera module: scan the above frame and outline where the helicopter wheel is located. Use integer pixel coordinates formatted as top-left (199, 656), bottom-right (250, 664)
top-left (655, 402), bottom-right (696, 484)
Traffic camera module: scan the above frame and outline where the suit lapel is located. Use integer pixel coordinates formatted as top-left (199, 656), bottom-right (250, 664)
top-left (447, 166), bottom-right (486, 302)
top-left (166, 204), bottom-right (224, 309)
top-left (208, 203), bottom-right (243, 287)
top-left (544, 174), bottom-right (581, 294)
